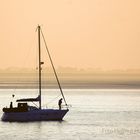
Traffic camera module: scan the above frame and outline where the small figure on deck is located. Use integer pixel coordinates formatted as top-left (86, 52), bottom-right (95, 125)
top-left (58, 98), bottom-right (63, 110)
top-left (10, 102), bottom-right (13, 108)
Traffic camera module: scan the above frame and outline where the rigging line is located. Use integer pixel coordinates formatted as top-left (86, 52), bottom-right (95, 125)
top-left (40, 28), bottom-right (68, 106)
top-left (13, 33), bottom-right (36, 94)
top-left (32, 101), bottom-right (39, 108)
top-left (45, 93), bottom-right (61, 106)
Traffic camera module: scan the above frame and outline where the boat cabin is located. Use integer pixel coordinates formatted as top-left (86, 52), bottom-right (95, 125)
top-left (3, 103), bottom-right (28, 113)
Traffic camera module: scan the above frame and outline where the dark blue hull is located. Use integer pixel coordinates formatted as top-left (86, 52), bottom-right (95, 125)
top-left (1, 109), bottom-right (69, 122)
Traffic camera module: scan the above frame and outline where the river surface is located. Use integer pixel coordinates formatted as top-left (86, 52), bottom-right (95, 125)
top-left (0, 89), bottom-right (140, 140)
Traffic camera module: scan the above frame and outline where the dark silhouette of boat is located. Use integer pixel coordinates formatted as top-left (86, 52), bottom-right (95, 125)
top-left (1, 25), bottom-right (69, 122)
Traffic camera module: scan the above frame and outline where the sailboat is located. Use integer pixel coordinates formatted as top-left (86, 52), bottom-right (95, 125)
top-left (1, 25), bottom-right (69, 122)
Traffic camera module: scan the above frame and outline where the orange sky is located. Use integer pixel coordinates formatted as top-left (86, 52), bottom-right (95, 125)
top-left (0, 0), bottom-right (140, 70)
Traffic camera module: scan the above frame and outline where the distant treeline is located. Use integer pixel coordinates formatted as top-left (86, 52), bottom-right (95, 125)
top-left (1, 67), bottom-right (140, 74)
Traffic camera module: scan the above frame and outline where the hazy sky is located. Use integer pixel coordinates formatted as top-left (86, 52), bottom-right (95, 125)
top-left (0, 0), bottom-right (140, 70)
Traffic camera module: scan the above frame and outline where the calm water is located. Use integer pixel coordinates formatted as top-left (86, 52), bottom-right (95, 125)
top-left (0, 89), bottom-right (140, 140)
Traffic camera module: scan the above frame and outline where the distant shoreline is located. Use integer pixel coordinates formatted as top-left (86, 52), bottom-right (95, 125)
top-left (0, 82), bottom-right (140, 89)
top-left (0, 71), bottom-right (140, 89)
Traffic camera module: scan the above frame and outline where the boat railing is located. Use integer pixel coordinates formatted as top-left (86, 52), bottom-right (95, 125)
top-left (42, 105), bottom-right (69, 110)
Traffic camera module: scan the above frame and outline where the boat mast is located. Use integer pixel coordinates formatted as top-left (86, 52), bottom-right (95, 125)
top-left (38, 25), bottom-right (42, 109)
